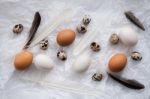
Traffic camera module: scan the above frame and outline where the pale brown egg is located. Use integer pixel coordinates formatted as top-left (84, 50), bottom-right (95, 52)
top-left (108, 53), bottom-right (127, 72)
top-left (14, 50), bottom-right (33, 70)
top-left (57, 29), bottom-right (76, 46)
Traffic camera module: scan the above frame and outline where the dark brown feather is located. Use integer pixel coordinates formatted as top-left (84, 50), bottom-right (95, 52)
top-left (23, 12), bottom-right (41, 49)
top-left (125, 11), bottom-right (145, 31)
top-left (107, 72), bottom-right (145, 89)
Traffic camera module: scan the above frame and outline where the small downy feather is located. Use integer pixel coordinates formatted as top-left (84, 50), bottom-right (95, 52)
top-left (23, 12), bottom-right (41, 49)
top-left (107, 72), bottom-right (145, 89)
top-left (125, 11), bottom-right (145, 31)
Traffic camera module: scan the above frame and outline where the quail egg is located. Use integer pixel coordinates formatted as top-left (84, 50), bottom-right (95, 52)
top-left (57, 50), bottom-right (67, 61)
top-left (82, 15), bottom-right (91, 25)
top-left (90, 42), bottom-right (100, 52)
top-left (40, 39), bottom-right (49, 50)
top-left (76, 24), bottom-right (87, 33)
top-left (13, 24), bottom-right (23, 34)
top-left (131, 51), bottom-right (142, 61)
top-left (92, 73), bottom-right (103, 81)
top-left (109, 33), bottom-right (119, 44)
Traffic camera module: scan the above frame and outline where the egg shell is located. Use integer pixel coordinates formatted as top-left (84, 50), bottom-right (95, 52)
top-left (72, 53), bottom-right (91, 73)
top-left (57, 29), bottom-right (76, 46)
top-left (14, 50), bottom-right (33, 70)
top-left (118, 26), bottom-right (138, 46)
top-left (108, 53), bottom-right (127, 72)
top-left (33, 54), bottom-right (54, 71)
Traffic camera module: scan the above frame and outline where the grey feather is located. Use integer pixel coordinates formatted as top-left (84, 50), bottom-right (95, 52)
top-left (23, 12), bottom-right (41, 49)
top-left (125, 11), bottom-right (145, 31)
top-left (108, 72), bottom-right (145, 90)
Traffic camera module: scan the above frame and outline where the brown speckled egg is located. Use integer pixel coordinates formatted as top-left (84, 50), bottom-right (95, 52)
top-left (108, 53), bottom-right (127, 72)
top-left (14, 50), bottom-right (33, 70)
top-left (57, 29), bottom-right (76, 46)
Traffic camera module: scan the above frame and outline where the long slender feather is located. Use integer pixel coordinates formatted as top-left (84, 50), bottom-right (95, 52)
top-left (125, 11), bottom-right (145, 31)
top-left (107, 72), bottom-right (145, 89)
top-left (23, 12), bottom-right (41, 49)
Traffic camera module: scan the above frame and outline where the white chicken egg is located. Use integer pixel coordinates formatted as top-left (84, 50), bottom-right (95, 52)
top-left (118, 26), bottom-right (138, 46)
top-left (33, 54), bottom-right (54, 70)
top-left (72, 53), bottom-right (91, 73)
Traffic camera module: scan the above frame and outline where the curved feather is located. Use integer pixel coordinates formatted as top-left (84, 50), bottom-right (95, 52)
top-left (23, 12), bottom-right (41, 49)
top-left (107, 72), bottom-right (145, 89)
top-left (125, 11), bottom-right (145, 31)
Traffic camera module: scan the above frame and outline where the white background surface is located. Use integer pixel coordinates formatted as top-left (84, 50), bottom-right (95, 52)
top-left (0, 0), bottom-right (150, 99)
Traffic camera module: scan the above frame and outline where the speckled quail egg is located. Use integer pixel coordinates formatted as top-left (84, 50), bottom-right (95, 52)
top-left (57, 50), bottom-right (67, 61)
top-left (76, 24), bottom-right (87, 33)
top-left (90, 42), bottom-right (100, 52)
top-left (109, 33), bottom-right (119, 44)
top-left (82, 15), bottom-right (91, 25)
top-left (13, 24), bottom-right (23, 34)
top-left (92, 73), bottom-right (103, 81)
top-left (40, 39), bottom-right (49, 50)
top-left (131, 51), bottom-right (142, 61)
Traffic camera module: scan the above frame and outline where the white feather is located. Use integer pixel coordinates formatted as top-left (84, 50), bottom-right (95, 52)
top-left (29, 9), bottom-right (71, 48)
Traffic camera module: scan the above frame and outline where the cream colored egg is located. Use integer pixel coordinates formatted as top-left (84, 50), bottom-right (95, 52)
top-left (33, 54), bottom-right (54, 70)
top-left (118, 26), bottom-right (138, 46)
top-left (72, 53), bottom-right (91, 73)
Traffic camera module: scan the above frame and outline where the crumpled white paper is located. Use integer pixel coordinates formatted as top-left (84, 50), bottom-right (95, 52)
top-left (0, 0), bottom-right (150, 99)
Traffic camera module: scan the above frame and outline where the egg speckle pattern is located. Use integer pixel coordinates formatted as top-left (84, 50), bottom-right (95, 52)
top-left (109, 33), bottom-right (119, 44)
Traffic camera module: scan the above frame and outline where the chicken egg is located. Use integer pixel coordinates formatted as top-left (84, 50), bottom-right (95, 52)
top-left (118, 26), bottom-right (138, 46)
top-left (72, 53), bottom-right (91, 73)
top-left (33, 54), bottom-right (54, 71)
top-left (14, 50), bottom-right (33, 70)
top-left (57, 29), bottom-right (76, 46)
top-left (108, 53), bottom-right (127, 72)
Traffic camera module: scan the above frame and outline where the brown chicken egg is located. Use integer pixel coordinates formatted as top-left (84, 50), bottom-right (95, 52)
top-left (14, 50), bottom-right (33, 70)
top-left (108, 53), bottom-right (127, 72)
top-left (57, 29), bottom-right (76, 46)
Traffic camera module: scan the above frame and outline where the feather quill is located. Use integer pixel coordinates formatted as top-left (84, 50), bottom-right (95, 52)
top-left (107, 72), bottom-right (145, 89)
top-left (125, 11), bottom-right (145, 31)
top-left (23, 12), bottom-right (41, 49)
